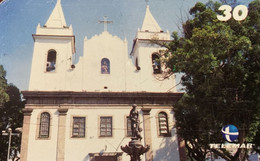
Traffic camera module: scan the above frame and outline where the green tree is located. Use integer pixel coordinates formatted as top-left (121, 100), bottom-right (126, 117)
top-left (161, 0), bottom-right (260, 160)
top-left (253, 124), bottom-right (260, 153)
top-left (0, 65), bottom-right (9, 107)
top-left (0, 66), bottom-right (24, 161)
top-left (0, 65), bottom-right (9, 160)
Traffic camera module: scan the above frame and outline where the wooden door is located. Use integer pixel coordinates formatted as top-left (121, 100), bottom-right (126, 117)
top-left (95, 156), bottom-right (117, 161)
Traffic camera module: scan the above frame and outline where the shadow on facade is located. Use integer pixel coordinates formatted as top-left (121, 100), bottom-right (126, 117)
top-left (83, 155), bottom-right (90, 161)
top-left (153, 135), bottom-right (180, 161)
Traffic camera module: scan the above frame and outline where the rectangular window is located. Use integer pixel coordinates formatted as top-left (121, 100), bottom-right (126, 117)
top-left (126, 116), bottom-right (132, 137)
top-left (100, 117), bottom-right (112, 137)
top-left (72, 117), bottom-right (85, 137)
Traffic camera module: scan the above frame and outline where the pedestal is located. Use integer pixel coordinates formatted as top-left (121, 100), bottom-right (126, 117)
top-left (121, 139), bottom-right (150, 161)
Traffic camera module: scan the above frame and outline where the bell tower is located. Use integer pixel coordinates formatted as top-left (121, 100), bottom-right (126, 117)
top-left (130, 5), bottom-right (176, 92)
top-left (29, 0), bottom-right (75, 91)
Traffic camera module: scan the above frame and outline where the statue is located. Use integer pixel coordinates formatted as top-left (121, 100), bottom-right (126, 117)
top-left (121, 104), bottom-right (150, 161)
top-left (129, 104), bottom-right (142, 140)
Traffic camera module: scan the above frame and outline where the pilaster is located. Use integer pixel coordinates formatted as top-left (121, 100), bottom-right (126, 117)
top-left (141, 108), bottom-right (153, 161)
top-left (20, 108), bottom-right (33, 161)
top-left (57, 108), bottom-right (68, 161)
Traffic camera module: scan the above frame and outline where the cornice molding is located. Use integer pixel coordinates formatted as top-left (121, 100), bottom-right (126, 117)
top-left (22, 91), bottom-right (183, 105)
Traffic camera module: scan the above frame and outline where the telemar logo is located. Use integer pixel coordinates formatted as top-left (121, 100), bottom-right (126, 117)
top-left (221, 124), bottom-right (239, 142)
top-left (209, 124), bottom-right (254, 149)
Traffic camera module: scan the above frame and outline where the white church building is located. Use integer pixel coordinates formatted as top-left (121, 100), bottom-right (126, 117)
top-left (20, 0), bottom-right (185, 161)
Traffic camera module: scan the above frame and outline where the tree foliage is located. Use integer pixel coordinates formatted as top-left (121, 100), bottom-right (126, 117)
top-left (162, 0), bottom-right (260, 160)
top-left (0, 66), bottom-right (24, 161)
top-left (0, 65), bottom-right (9, 106)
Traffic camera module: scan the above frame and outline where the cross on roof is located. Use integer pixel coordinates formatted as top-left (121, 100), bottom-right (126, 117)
top-left (98, 16), bottom-right (113, 32)
top-left (145, 0), bottom-right (149, 5)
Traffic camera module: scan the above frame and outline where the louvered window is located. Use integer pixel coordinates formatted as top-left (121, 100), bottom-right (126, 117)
top-left (158, 112), bottom-right (170, 136)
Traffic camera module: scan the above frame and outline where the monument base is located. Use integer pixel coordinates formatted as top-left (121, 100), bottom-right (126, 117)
top-left (121, 139), bottom-right (150, 161)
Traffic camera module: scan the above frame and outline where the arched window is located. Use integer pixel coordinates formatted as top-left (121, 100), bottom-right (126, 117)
top-left (101, 58), bottom-right (110, 74)
top-left (39, 112), bottom-right (50, 138)
top-left (46, 49), bottom-right (56, 72)
top-left (158, 112), bottom-right (170, 136)
top-left (152, 53), bottom-right (161, 74)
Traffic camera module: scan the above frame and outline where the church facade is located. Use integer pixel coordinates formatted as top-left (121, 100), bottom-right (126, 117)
top-left (20, 1), bottom-right (185, 161)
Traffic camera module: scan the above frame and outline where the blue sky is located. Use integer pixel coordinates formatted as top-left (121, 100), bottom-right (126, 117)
top-left (0, 0), bottom-right (252, 91)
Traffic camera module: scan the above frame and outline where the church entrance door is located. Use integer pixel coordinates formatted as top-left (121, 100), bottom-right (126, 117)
top-left (95, 156), bottom-right (117, 161)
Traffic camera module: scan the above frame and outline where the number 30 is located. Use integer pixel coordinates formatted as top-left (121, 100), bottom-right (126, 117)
top-left (217, 5), bottom-right (248, 21)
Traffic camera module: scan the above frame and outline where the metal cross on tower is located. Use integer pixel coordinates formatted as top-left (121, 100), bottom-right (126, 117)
top-left (145, 0), bottom-right (149, 5)
top-left (98, 16), bottom-right (113, 32)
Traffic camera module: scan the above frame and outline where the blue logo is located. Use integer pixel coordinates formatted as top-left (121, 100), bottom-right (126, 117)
top-left (221, 125), bottom-right (239, 142)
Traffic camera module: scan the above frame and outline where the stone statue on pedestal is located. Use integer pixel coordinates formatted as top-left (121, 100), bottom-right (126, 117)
top-left (129, 104), bottom-right (143, 141)
top-left (121, 104), bottom-right (150, 161)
